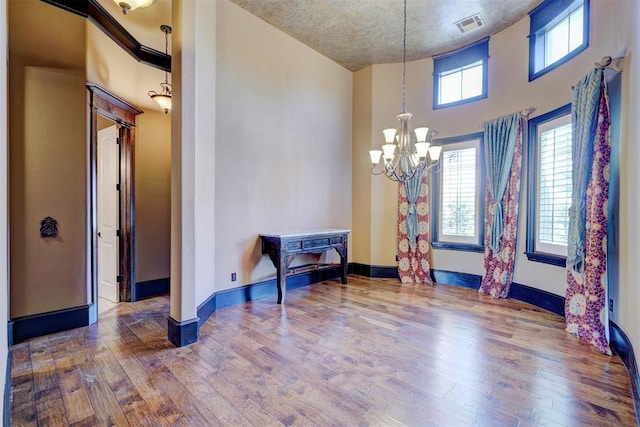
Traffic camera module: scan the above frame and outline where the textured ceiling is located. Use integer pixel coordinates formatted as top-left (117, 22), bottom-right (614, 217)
top-left (228, 0), bottom-right (541, 71)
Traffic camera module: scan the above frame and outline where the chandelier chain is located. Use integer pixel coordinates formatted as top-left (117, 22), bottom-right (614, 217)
top-left (164, 27), bottom-right (169, 85)
top-left (402, 0), bottom-right (407, 113)
top-left (368, 0), bottom-right (441, 183)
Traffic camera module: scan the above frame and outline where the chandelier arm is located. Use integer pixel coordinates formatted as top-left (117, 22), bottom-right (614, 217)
top-left (370, 166), bottom-right (386, 176)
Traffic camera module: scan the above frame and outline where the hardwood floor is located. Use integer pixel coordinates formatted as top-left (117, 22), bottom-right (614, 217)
top-left (10, 276), bottom-right (638, 426)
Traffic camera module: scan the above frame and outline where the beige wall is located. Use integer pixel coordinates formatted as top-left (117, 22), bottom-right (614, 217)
top-left (86, 21), bottom-right (167, 113)
top-left (135, 111), bottom-right (171, 282)
top-left (214, 0), bottom-right (352, 294)
top-left (170, 0), bottom-right (217, 320)
top-left (353, 0), bottom-right (640, 367)
top-left (7, 0), bottom-right (172, 319)
top-left (352, 67), bottom-right (373, 264)
top-left (616, 0), bottom-right (640, 383)
top-left (8, 0), bottom-right (87, 317)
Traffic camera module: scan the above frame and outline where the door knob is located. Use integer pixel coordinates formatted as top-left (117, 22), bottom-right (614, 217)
top-left (97, 231), bottom-right (102, 237)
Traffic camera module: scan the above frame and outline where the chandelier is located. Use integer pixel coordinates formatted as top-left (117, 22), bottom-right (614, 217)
top-left (114, 0), bottom-right (156, 15)
top-left (148, 25), bottom-right (172, 114)
top-left (369, 0), bottom-right (441, 182)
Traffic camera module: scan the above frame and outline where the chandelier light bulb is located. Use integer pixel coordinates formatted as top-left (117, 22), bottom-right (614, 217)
top-left (383, 128), bottom-right (398, 144)
top-left (414, 127), bottom-right (430, 142)
top-left (369, 150), bottom-right (383, 165)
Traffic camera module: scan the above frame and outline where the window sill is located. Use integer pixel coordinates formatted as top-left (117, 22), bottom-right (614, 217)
top-left (433, 93), bottom-right (487, 110)
top-left (524, 251), bottom-right (566, 267)
top-left (528, 43), bottom-right (588, 82)
top-left (432, 242), bottom-right (484, 253)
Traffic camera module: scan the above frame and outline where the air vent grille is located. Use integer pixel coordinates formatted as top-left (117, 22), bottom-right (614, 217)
top-left (455, 14), bottom-right (485, 33)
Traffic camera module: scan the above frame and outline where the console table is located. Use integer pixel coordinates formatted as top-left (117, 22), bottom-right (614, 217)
top-left (260, 229), bottom-right (349, 304)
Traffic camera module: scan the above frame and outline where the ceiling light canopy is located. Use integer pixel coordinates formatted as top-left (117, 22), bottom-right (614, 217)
top-left (115, 0), bottom-right (156, 15)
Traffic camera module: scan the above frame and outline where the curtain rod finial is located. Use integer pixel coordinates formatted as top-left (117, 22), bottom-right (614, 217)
top-left (595, 55), bottom-right (624, 72)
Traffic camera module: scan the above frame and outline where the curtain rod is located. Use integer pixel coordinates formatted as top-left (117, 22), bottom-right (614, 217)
top-left (481, 109), bottom-right (535, 128)
top-left (571, 56), bottom-right (625, 89)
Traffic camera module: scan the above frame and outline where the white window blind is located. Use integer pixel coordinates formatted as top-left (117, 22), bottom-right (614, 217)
top-left (537, 115), bottom-right (572, 255)
top-left (440, 145), bottom-right (477, 242)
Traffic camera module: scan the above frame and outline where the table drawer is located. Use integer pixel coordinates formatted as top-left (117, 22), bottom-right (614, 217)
top-left (302, 238), bottom-right (330, 250)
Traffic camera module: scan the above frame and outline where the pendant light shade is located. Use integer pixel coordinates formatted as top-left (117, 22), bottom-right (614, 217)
top-left (149, 85), bottom-right (172, 114)
top-left (115, 0), bottom-right (156, 15)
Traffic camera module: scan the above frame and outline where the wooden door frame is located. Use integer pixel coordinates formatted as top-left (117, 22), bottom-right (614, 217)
top-left (87, 83), bottom-right (142, 303)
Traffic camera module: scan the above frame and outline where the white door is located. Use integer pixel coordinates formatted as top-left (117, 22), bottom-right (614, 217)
top-left (98, 125), bottom-right (119, 303)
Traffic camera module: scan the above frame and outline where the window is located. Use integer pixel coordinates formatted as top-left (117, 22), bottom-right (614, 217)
top-left (529, 0), bottom-right (589, 81)
top-left (433, 38), bottom-right (489, 109)
top-left (526, 104), bottom-right (572, 266)
top-left (432, 133), bottom-right (485, 251)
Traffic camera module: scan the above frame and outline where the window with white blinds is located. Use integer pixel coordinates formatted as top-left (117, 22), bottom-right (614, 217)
top-left (437, 139), bottom-right (481, 245)
top-left (526, 104), bottom-right (572, 265)
top-left (536, 114), bottom-right (572, 256)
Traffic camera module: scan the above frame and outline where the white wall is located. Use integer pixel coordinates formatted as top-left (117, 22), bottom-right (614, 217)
top-left (354, 0), bottom-right (640, 367)
top-left (214, 0), bottom-right (353, 294)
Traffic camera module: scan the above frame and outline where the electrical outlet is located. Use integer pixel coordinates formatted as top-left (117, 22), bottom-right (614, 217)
top-left (231, 273), bottom-right (237, 282)
top-left (609, 298), bottom-right (614, 312)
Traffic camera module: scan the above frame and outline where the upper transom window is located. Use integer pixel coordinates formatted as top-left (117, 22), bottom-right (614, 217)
top-left (433, 38), bottom-right (489, 109)
top-left (529, 0), bottom-right (589, 81)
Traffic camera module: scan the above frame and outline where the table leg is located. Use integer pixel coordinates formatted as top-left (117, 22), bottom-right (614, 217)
top-left (336, 245), bottom-right (348, 284)
top-left (276, 259), bottom-right (286, 304)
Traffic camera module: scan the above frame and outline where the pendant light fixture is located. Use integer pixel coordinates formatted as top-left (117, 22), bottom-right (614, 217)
top-left (148, 25), bottom-right (172, 114)
top-left (114, 0), bottom-right (156, 15)
top-left (369, 0), bottom-right (441, 182)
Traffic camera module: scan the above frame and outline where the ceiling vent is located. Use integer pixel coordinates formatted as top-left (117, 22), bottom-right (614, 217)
top-left (455, 14), bottom-right (485, 33)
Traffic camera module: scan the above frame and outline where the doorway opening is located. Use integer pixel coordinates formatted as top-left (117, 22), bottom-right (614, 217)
top-left (87, 84), bottom-right (142, 315)
top-left (97, 118), bottom-right (119, 313)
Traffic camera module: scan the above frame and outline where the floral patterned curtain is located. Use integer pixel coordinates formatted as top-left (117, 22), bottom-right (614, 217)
top-left (398, 172), bottom-right (433, 284)
top-left (565, 69), bottom-right (612, 355)
top-left (479, 115), bottom-right (523, 298)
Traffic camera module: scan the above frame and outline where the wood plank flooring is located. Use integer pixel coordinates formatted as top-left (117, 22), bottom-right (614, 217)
top-left (10, 276), bottom-right (638, 426)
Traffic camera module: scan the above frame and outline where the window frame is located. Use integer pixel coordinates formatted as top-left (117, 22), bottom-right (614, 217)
top-left (525, 103), bottom-right (572, 266)
top-left (433, 38), bottom-right (489, 110)
top-left (431, 132), bottom-right (485, 252)
top-left (528, 0), bottom-right (590, 82)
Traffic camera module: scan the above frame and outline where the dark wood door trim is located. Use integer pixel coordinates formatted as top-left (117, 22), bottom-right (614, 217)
top-left (87, 83), bottom-right (143, 303)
